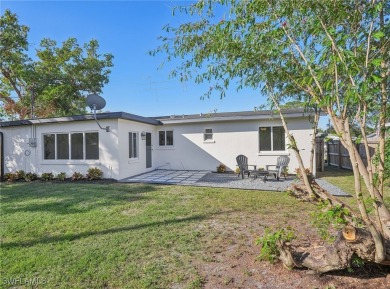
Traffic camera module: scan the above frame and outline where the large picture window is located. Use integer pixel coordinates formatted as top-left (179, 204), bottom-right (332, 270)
top-left (43, 132), bottom-right (99, 160)
top-left (159, 130), bottom-right (174, 146)
top-left (129, 132), bottom-right (138, 158)
top-left (259, 126), bottom-right (285, 151)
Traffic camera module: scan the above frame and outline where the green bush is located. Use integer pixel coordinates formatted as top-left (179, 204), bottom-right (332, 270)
top-left (15, 170), bottom-right (26, 180)
top-left (41, 172), bottom-right (54, 181)
top-left (255, 227), bottom-right (295, 263)
top-left (72, 172), bottom-right (84, 181)
top-left (4, 172), bottom-right (17, 182)
top-left (57, 172), bottom-right (67, 181)
top-left (311, 201), bottom-right (350, 242)
top-left (24, 172), bottom-right (38, 182)
top-left (86, 167), bottom-right (103, 180)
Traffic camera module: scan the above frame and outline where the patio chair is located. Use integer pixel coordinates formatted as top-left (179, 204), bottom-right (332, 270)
top-left (265, 156), bottom-right (290, 181)
top-left (236, 155), bottom-right (257, 179)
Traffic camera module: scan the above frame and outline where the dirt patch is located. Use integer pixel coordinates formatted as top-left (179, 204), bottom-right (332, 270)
top-left (194, 211), bottom-right (390, 289)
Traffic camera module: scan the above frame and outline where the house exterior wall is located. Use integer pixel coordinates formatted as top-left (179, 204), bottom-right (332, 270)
top-left (1, 119), bottom-right (120, 179)
top-left (154, 117), bottom-right (313, 173)
top-left (117, 119), bottom-right (158, 179)
top-left (1, 114), bottom-right (314, 180)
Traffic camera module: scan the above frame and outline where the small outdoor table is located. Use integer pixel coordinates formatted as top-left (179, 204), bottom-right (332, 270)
top-left (250, 170), bottom-right (269, 182)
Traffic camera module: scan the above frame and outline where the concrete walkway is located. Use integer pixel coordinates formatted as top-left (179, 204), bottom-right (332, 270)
top-left (120, 169), bottom-right (350, 196)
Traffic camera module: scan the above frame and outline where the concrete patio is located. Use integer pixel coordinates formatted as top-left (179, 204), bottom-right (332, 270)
top-left (120, 169), bottom-right (350, 196)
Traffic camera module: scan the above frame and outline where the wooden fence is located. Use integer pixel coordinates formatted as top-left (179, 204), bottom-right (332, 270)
top-left (327, 140), bottom-right (377, 169)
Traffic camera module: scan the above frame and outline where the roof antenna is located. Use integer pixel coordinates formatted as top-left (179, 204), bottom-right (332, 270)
top-left (86, 94), bottom-right (110, 132)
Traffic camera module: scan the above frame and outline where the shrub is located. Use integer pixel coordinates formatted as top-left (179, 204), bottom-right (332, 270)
top-left (86, 167), bottom-right (103, 180)
top-left (15, 170), bottom-right (26, 180)
top-left (72, 172), bottom-right (84, 181)
top-left (24, 172), bottom-right (38, 182)
top-left (255, 227), bottom-right (296, 263)
top-left (41, 172), bottom-right (54, 181)
top-left (4, 172), bottom-right (17, 182)
top-left (235, 167), bottom-right (240, 174)
top-left (57, 172), bottom-right (67, 181)
top-left (311, 201), bottom-right (351, 242)
top-left (216, 163), bottom-right (226, 173)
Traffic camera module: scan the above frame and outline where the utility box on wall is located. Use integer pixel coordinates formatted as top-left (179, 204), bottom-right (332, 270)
top-left (28, 138), bottom-right (37, 148)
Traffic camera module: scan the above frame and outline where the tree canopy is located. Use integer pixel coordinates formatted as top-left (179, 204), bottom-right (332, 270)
top-left (0, 9), bottom-right (113, 119)
top-left (152, 0), bottom-right (390, 270)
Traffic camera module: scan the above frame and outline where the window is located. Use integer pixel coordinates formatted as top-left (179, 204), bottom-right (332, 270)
top-left (86, 132), bottom-right (99, 159)
top-left (158, 130), bottom-right (174, 146)
top-left (259, 126), bottom-right (285, 151)
top-left (204, 128), bottom-right (213, 141)
top-left (57, 134), bottom-right (69, 159)
top-left (129, 132), bottom-right (138, 158)
top-left (71, 133), bottom-right (84, 160)
top-left (43, 132), bottom-right (99, 160)
top-left (43, 134), bottom-right (55, 160)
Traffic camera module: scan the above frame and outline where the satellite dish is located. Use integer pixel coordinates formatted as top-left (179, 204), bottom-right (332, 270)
top-left (86, 93), bottom-right (106, 111)
top-left (86, 93), bottom-right (110, 132)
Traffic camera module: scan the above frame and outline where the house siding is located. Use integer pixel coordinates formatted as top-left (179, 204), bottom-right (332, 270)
top-left (117, 119), bottom-right (158, 179)
top-left (1, 119), bottom-right (120, 179)
top-left (0, 111), bottom-right (315, 180)
top-left (154, 118), bottom-right (313, 173)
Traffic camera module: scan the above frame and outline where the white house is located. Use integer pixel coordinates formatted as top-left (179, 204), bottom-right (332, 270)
top-left (0, 109), bottom-right (316, 180)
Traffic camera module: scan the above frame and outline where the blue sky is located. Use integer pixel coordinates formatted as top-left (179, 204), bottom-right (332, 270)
top-left (1, 0), bottom-right (327, 127)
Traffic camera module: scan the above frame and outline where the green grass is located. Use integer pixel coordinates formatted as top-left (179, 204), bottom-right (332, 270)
top-left (0, 182), bottom-right (312, 289)
top-left (317, 166), bottom-right (390, 206)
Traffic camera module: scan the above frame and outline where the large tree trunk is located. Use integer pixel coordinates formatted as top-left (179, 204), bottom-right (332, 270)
top-left (284, 172), bottom-right (390, 272)
top-left (278, 227), bottom-right (390, 273)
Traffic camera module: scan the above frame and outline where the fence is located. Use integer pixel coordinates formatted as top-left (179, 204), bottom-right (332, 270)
top-left (327, 140), bottom-right (377, 169)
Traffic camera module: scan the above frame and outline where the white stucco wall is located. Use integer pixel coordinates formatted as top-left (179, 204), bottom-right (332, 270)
top-left (117, 119), bottom-right (159, 179)
top-left (1, 114), bottom-right (314, 180)
top-left (154, 117), bottom-right (313, 174)
top-left (1, 119), bottom-right (120, 179)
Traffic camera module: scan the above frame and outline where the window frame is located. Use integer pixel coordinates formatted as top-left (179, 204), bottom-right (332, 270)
top-left (129, 131), bottom-right (139, 159)
top-left (204, 128), bottom-right (214, 142)
top-left (258, 126), bottom-right (286, 152)
top-left (158, 130), bottom-right (174, 147)
top-left (42, 131), bottom-right (99, 161)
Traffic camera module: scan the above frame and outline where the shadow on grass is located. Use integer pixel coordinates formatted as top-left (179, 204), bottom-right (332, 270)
top-left (2, 211), bottom-right (234, 249)
top-left (1, 183), bottom-right (156, 215)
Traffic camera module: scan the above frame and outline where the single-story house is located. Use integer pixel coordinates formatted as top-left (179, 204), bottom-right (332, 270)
top-left (0, 108), bottom-right (317, 180)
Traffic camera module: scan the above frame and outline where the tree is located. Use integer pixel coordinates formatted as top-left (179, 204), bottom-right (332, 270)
top-left (152, 0), bottom-right (390, 271)
top-left (0, 9), bottom-right (113, 119)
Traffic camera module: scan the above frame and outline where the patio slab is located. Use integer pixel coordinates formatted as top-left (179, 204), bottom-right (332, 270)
top-left (120, 169), bottom-right (350, 196)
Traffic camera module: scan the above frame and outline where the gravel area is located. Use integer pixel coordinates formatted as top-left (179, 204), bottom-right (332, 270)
top-left (194, 173), bottom-right (350, 196)
top-left (121, 170), bottom-right (350, 196)
top-left (193, 172), bottom-right (293, 192)
top-left (315, 178), bottom-right (351, 197)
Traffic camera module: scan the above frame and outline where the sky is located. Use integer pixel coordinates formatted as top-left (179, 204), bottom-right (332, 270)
top-left (1, 0), bottom-right (327, 127)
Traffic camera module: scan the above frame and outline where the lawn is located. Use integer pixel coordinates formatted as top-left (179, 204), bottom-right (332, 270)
top-left (317, 167), bottom-right (390, 206)
top-left (1, 173), bottom-right (389, 289)
top-left (1, 181), bottom-right (314, 289)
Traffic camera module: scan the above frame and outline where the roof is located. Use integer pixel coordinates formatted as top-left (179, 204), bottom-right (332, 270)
top-left (0, 108), bottom-right (312, 128)
top-left (0, 112), bottom-right (162, 127)
top-left (156, 108), bottom-right (314, 124)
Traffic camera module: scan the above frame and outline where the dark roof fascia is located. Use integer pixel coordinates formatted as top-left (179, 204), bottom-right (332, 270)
top-left (156, 108), bottom-right (321, 123)
top-left (0, 112), bottom-right (162, 128)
